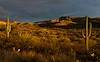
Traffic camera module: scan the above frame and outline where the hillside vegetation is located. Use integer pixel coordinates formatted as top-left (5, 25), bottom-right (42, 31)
top-left (0, 16), bottom-right (100, 62)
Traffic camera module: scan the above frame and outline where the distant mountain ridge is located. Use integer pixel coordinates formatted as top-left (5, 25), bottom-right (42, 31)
top-left (35, 16), bottom-right (100, 29)
top-left (1, 16), bottom-right (100, 29)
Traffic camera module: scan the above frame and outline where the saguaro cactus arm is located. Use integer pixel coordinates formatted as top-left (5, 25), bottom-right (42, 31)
top-left (89, 22), bottom-right (92, 37)
top-left (82, 30), bottom-right (85, 38)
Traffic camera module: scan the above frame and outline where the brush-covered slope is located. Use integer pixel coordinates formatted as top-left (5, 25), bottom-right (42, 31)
top-left (0, 16), bottom-right (100, 62)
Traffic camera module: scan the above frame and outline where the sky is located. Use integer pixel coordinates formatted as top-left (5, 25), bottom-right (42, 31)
top-left (0, 0), bottom-right (100, 21)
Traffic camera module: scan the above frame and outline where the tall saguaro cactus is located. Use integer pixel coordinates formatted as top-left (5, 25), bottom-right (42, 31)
top-left (82, 16), bottom-right (92, 51)
top-left (6, 16), bottom-right (11, 39)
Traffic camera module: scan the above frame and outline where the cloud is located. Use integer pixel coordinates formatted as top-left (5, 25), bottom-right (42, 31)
top-left (0, 6), bottom-right (8, 16)
top-left (0, 0), bottom-right (100, 21)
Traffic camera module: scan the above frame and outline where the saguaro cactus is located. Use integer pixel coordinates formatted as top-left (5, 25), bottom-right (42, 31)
top-left (6, 16), bottom-right (11, 39)
top-left (82, 16), bottom-right (92, 50)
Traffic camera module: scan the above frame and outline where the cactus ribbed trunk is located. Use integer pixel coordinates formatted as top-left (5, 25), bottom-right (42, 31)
top-left (6, 16), bottom-right (11, 39)
top-left (86, 16), bottom-right (89, 50)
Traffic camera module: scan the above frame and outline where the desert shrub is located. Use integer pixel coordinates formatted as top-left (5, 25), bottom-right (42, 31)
top-left (88, 39), bottom-right (97, 48)
top-left (0, 32), bottom-right (6, 49)
top-left (2, 50), bottom-right (48, 62)
top-left (0, 32), bottom-right (6, 41)
top-left (0, 25), bottom-right (6, 31)
top-left (2, 30), bottom-right (33, 51)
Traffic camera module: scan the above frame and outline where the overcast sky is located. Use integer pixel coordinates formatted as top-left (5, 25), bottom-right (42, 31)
top-left (0, 0), bottom-right (100, 21)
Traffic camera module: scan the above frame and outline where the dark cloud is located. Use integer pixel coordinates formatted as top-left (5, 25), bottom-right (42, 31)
top-left (0, 0), bottom-right (100, 21)
top-left (0, 6), bottom-right (8, 16)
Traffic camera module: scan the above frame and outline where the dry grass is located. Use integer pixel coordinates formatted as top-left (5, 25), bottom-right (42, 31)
top-left (0, 21), bottom-right (100, 62)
